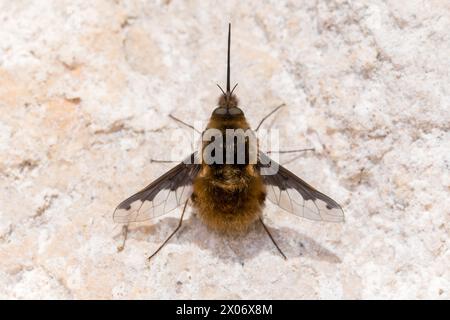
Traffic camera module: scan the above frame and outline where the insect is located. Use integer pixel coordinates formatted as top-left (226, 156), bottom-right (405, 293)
top-left (114, 24), bottom-right (344, 260)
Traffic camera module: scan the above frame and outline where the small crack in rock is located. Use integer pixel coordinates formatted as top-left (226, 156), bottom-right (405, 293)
top-left (35, 194), bottom-right (59, 217)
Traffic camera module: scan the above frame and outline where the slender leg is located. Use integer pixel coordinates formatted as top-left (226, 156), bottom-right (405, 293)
top-left (255, 103), bottom-right (286, 132)
top-left (150, 159), bottom-right (181, 163)
top-left (169, 114), bottom-right (201, 134)
top-left (148, 200), bottom-right (189, 261)
top-left (167, 114), bottom-right (197, 157)
top-left (117, 225), bottom-right (129, 252)
top-left (265, 148), bottom-right (316, 166)
top-left (266, 148), bottom-right (315, 154)
top-left (259, 217), bottom-right (287, 260)
top-left (151, 113), bottom-right (198, 163)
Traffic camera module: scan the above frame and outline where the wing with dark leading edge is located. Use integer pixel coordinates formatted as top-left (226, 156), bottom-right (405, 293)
top-left (258, 151), bottom-right (344, 222)
top-left (113, 153), bottom-right (200, 224)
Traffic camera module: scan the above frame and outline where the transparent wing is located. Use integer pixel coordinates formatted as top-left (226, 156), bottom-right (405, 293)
top-left (258, 152), bottom-right (344, 222)
top-left (113, 153), bottom-right (200, 224)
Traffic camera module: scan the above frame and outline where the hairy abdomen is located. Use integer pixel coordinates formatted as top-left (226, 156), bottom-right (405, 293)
top-left (191, 165), bottom-right (266, 233)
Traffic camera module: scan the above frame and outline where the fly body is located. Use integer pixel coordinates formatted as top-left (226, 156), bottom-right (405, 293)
top-left (114, 24), bottom-right (344, 260)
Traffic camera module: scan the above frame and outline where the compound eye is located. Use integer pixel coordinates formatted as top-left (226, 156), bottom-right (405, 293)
top-left (229, 108), bottom-right (243, 115)
top-left (213, 107), bottom-right (227, 115)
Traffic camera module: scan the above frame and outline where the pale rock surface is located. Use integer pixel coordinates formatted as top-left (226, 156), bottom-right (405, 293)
top-left (0, 0), bottom-right (449, 299)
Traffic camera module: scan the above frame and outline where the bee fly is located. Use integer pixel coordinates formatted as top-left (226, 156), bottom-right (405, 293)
top-left (114, 24), bottom-right (344, 260)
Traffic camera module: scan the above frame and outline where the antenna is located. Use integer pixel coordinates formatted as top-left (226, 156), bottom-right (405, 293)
top-left (226, 23), bottom-right (231, 93)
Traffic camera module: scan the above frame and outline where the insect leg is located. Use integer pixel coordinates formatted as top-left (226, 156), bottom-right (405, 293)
top-left (117, 224), bottom-right (129, 252)
top-left (266, 148), bottom-right (315, 154)
top-left (282, 152), bottom-right (317, 166)
top-left (259, 217), bottom-right (287, 260)
top-left (169, 114), bottom-right (201, 134)
top-left (255, 103), bottom-right (286, 132)
top-left (148, 199), bottom-right (189, 261)
top-left (150, 159), bottom-right (181, 163)
top-left (264, 148), bottom-right (315, 166)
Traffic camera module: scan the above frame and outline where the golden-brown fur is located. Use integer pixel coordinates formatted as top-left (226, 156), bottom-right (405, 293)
top-left (192, 163), bottom-right (266, 234)
top-left (191, 94), bottom-right (266, 234)
top-left (218, 94), bottom-right (239, 109)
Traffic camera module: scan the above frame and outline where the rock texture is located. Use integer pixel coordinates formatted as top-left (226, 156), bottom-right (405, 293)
top-left (0, 0), bottom-right (449, 299)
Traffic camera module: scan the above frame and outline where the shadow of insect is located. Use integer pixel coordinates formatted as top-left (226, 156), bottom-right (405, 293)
top-left (115, 214), bottom-right (341, 264)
